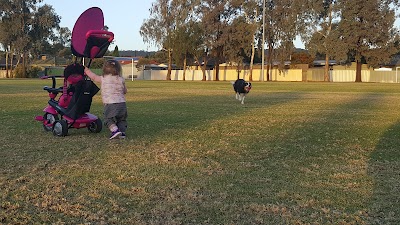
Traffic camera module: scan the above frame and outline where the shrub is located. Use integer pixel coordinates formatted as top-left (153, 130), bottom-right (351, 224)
top-left (13, 65), bottom-right (44, 78)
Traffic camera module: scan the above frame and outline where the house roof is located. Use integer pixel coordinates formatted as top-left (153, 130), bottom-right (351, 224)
top-left (313, 60), bottom-right (337, 66)
top-left (0, 58), bottom-right (18, 66)
top-left (387, 55), bottom-right (400, 67)
top-left (104, 56), bottom-right (140, 65)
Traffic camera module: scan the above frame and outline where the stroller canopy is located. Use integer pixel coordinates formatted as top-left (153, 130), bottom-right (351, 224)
top-left (71, 7), bottom-right (114, 59)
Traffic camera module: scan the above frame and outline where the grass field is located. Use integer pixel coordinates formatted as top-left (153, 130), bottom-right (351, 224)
top-left (1, 79), bottom-right (399, 224)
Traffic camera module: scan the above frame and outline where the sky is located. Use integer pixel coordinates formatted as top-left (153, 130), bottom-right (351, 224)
top-left (43, 0), bottom-right (158, 51)
top-left (43, 0), bottom-right (307, 52)
top-left (42, 0), bottom-right (398, 52)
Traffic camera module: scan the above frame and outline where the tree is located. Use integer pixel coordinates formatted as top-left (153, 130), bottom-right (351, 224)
top-left (302, 0), bottom-right (340, 81)
top-left (0, 0), bottom-right (60, 77)
top-left (169, 0), bottom-right (200, 80)
top-left (140, 0), bottom-right (177, 80)
top-left (242, 0), bottom-right (261, 81)
top-left (290, 51), bottom-right (314, 65)
top-left (262, 0), bottom-right (302, 81)
top-left (335, 0), bottom-right (399, 82)
top-left (112, 45), bottom-right (120, 57)
top-left (171, 23), bottom-right (197, 80)
top-left (137, 57), bottom-right (152, 69)
top-left (29, 3), bottom-right (61, 58)
top-left (53, 27), bottom-right (71, 57)
top-left (199, 0), bottom-right (244, 81)
top-left (224, 15), bottom-right (257, 79)
top-left (0, 2), bottom-right (14, 78)
top-left (54, 27), bottom-right (71, 47)
top-left (178, 19), bottom-right (208, 81)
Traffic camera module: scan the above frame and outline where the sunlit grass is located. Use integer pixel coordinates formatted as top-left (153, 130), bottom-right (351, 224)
top-left (1, 79), bottom-right (400, 224)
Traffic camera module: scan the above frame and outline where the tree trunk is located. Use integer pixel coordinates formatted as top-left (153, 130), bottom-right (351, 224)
top-left (355, 60), bottom-right (362, 82)
top-left (201, 66), bottom-right (206, 81)
top-left (324, 55), bottom-right (330, 82)
top-left (237, 62), bottom-right (241, 80)
top-left (22, 52), bottom-right (27, 78)
top-left (10, 53), bottom-right (15, 78)
top-left (201, 55), bottom-right (207, 81)
top-left (214, 63), bottom-right (220, 81)
top-left (266, 44), bottom-right (273, 81)
top-left (5, 51), bottom-right (9, 78)
top-left (167, 48), bottom-right (172, 80)
top-left (214, 48), bottom-right (222, 81)
top-left (249, 42), bottom-right (255, 81)
top-left (194, 55), bottom-right (207, 81)
top-left (182, 56), bottom-right (187, 81)
top-left (266, 63), bottom-right (270, 82)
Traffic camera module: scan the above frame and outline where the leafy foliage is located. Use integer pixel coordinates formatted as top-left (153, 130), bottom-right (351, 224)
top-left (1, 0), bottom-right (400, 81)
top-left (0, 0), bottom-right (72, 77)
top-left (112, 45), bottom-right (120, 57)
top-left (12, 64), bottom-right (43, 78)
top-left (303, 0), bottom-right (400, 82)
top-left (290, 51), bottom-right (314, 65)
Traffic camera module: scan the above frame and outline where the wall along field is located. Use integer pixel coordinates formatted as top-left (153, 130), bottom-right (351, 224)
top-left (0, 79), bottom-right (399, 224)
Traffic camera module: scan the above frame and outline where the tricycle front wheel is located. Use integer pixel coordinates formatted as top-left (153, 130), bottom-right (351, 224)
top-left (43, 113), bottom-right (58, 132)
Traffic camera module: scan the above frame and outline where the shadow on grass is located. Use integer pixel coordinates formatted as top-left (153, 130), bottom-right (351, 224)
top-left (367, 121), bottom-right (400, 224)
top-left (98, 92), bottom-right (384, 224)
top-left (128, 91), bottom-right (304, 140)
top-left (0, 90), bottom-right (305, 223)
top-left (198, 93), bottom-right (387, 224)
top-left (4, 84), bottom-right (394, 224)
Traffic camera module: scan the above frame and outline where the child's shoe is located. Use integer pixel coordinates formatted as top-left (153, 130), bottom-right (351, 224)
top-left (119, 132), bottom-right (126, 139)
top-left (110, 130), bottom-right (122, 139)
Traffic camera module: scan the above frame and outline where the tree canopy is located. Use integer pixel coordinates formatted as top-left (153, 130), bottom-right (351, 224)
top-left (303, 0), bottom-right (400, 82)
top-left (140, 0), bottom-right (400, 82)
top-left (335, 0), bottom-right (399, 82)
top-left (0, 0), bottom-right (66, 77)
top-left (1, 0), bottom-right (400, 81)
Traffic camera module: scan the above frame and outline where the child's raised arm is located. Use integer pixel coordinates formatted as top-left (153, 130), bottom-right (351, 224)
top-left (84, 67), bottom-right (102, 83)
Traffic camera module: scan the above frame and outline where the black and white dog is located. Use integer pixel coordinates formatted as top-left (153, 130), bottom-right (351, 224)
top-left (232, 79), bottom-right (252, 104)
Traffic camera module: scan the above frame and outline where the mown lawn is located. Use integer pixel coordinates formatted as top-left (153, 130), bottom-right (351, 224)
top-left (0, 79), bottom-right (399, 224)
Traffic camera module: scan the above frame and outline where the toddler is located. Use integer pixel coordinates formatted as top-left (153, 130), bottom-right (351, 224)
top-left (84, 60), bottom-right (128, 139)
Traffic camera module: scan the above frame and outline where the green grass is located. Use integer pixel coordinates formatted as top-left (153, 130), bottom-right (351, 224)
top-left (1, 79), bottom-right (400, 224)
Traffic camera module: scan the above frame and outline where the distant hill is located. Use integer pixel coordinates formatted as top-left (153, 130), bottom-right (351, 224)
top-left (119, 50), bottom-right (157, 57)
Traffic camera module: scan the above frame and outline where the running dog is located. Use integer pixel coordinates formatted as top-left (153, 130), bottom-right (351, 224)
top-left (232, 79), bottom-right (252, 104)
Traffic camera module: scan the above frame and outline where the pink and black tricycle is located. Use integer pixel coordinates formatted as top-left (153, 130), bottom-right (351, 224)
top-left (35, 7), bottom-right (114, 137)
top-left (34, 64), bottom-right (103, 136)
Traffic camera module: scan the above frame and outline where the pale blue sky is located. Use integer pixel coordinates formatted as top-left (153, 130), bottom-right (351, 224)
top-left (42, 1), bottom-right (399, 52)
top-left (43, 0), bottom-right (158, 51)
top-left (43, 0), bottom-right (307, 51)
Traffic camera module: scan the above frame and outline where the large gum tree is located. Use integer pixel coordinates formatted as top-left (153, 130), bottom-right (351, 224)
top-left (302, 0), bottom-right (340, 82)
top-left (0, 0), bottom-right (60, 77)
top-left (336, 0), bottom-right (400, 82)
top-left (140, 0), bottom-right (178, 80)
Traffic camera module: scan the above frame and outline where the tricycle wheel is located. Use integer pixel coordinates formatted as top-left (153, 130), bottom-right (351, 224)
top-left (88, 118), bottom-right (102, 133)
top-left (43, 113), bottom-right (58, 132)
top-left (53, 120), bottom-right (68, 137)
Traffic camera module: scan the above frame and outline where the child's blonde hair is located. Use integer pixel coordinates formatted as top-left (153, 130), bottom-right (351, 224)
top-left (103, 59), bottom-right (122, 76)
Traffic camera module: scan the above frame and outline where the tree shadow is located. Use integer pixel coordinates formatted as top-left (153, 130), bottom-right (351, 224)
top-left (367, 121), bottom-right (400, 224)
top-left (6, 86), bottom-right (393, 223)
top-left (128, 91), bottom-right (304, 140)
top-left (196, 93), bottom-right (387, 223)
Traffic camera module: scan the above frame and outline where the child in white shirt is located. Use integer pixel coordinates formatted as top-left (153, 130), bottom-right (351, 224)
top-left (84, 59), bottom-right (128, 139)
